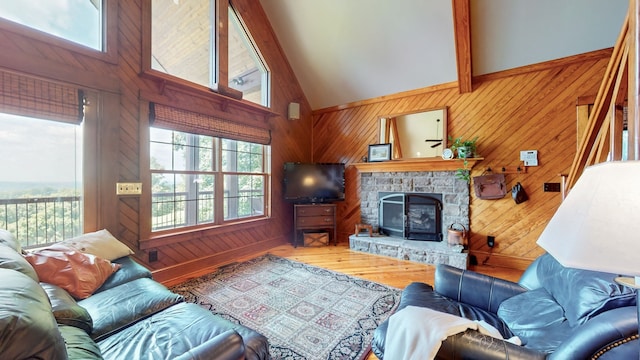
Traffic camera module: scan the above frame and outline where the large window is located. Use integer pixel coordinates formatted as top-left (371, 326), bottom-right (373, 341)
top-left (0, 0), bottom-right (103, 51)
top-left (0, 71), bottom-right (86, 247)
top-left (150, 128), bottom-right (269, 232)
top-left (150, 0), bottom-right (270, 106)
top-left (0, 113), bottom-right (83, 247)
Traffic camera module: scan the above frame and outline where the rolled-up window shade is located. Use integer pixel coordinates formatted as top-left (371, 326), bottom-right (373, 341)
top-left (150, 103), bottom-right (271, 145)
top-left (0, 70), bottom-right (83, 124)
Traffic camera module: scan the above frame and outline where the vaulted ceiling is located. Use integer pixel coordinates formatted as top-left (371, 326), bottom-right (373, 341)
top-left (258, 0), bottom-right (628, 110)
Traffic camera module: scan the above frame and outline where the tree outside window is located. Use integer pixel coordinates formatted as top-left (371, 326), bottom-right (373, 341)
top-left (150, 128), bottom-right (269, 232)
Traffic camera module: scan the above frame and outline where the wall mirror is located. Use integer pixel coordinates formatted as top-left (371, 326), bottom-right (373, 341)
top-left (378, 106), bottom-right (447, 159)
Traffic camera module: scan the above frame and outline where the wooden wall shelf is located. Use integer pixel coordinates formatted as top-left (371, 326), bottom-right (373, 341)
top-left (352, 158), bottom-right (483, 173)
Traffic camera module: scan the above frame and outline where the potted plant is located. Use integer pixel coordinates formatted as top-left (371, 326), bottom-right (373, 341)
top-left (449, 136), bottom-right (478, 159)
top-left (455, 159), bottom-right (471, 182)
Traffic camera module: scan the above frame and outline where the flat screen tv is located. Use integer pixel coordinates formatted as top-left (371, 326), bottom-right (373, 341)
top-left (283, 162), bottom-right (345, 203)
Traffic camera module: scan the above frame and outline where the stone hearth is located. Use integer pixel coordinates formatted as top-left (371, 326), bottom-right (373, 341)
top-left (351, 168), bottom-right (470, 269)
top-left (349, 234), bottom-right (468, 269)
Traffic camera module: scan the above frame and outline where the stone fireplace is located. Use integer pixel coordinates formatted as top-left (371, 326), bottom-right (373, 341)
top-left (349, 169), bottom-right (470, 269)
top-left (379, 192), bottom-right (443, 241)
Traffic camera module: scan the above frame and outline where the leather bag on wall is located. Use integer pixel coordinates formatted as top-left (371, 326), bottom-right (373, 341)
top-left (512, 182), bottom-right (529, 204)
top-left (473, 173), bottom-right (507, 200)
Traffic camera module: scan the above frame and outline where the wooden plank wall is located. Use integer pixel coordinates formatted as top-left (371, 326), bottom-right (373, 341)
top-left (312, 50), bottom-right (611, 269)
top-left (0, 0), bottom-right (311, 280)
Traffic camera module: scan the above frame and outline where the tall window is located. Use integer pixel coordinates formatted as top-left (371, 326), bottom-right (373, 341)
top-left (0, 113), bottom-right (83, 246)
top-left (0, 71), bottom-right (85, 247)
top-left (150, 128), bottom-right (269, 232)
top-left (150, 0), bottom-right (270, 106)
top-left (0, 0), bottom-right (103, 51)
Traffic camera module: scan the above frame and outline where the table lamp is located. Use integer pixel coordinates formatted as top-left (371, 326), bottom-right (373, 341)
top-left (536, 161), bottom-right (640, 356)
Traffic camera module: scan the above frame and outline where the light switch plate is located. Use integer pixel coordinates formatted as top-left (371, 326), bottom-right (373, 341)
top-left (116, 182), bottom-right (142, 195)
top-left (520, 150), bottom-right (539, 166)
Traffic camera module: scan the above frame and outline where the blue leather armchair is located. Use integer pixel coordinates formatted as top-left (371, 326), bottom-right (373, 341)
top-left (373, 253), bottom-right (639, 359)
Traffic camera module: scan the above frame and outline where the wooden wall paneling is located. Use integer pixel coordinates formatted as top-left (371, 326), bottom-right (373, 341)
top-left (115, 1), bottom-right (144, 250)
top-left (465, 61), bottom-right (605, 263)
top-left (313, 51), bottom-right (610, 268)
top-left (95, 91), bottom-right (122, 237)
top-left (83, 90), bottom-right (100, 234)
top-left (0, 32), bottom-right (119, 91)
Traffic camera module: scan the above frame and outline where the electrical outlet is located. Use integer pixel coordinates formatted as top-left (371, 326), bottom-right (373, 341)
top-left (543, 183), bottom-right (561, 192)
top-left (116, 182), bottom-right (142, 195)
top-left (149, 250), bottom-right (158, 262)
top-left (487, 235), bottom-right (495, 248)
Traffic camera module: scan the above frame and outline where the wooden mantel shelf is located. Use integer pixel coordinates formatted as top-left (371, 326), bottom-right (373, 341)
top-left (352, 158), bottom-right (483, 173)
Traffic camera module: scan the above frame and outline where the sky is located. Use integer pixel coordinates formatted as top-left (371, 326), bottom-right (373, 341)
top-left (0, 113), bottom-right (81, 183)
top-left (0, 0), bottom-right (101, 50)
top-left (0, 1), bottom-right (97, 184)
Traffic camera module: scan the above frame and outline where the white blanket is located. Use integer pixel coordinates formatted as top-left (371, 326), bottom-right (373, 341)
top-left (384, 306), bottom-right (521, 360)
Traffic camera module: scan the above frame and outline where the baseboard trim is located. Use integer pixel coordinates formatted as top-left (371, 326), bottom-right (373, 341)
top-left (469, 250), bottom-right (535, 271)
top-left (153, 236), bottom-right (287, 286)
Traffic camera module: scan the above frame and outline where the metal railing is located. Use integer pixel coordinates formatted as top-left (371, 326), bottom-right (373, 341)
top-left (0, 190), bottom-right (266, 244)
top-left (0, 196), bottom-right (82, 248)
top-left (151, 190), bottom-right (264, 231)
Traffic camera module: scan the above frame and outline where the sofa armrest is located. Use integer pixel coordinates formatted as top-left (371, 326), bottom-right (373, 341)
top-left (439, 330), bottom-right (546, 360)
top-left (549, 306), bottom-right (638, 360)
top-left (173, 330), bottom-right (245, 360)
top-left (434, 264), bottom-right (527, 313)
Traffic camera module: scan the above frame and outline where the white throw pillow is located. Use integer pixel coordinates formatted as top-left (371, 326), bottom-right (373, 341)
top-left (61, 229), bottom-right (134, 261)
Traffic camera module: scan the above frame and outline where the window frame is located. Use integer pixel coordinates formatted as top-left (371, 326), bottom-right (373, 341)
top-left (0, 0), bottom-right (119, 64)
top-left (227, 4), bottom-right (270, 106)
top-left (0, 88), bottom-right (101, 247)
top-left (141, 0), bottom-right (271, 109)
top-left (148, 127), bottom-right (271, 236)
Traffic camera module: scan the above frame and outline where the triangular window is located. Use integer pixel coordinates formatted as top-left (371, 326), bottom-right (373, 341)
top-left (228, 6), bottom-right (269, 106)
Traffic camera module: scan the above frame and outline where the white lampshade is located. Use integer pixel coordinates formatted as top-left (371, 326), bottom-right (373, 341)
top-left (536, 161), bottom-right (640, 277)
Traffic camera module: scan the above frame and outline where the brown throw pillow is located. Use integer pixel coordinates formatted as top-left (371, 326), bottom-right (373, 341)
top-left (24, 244), bottom-right (120, 299)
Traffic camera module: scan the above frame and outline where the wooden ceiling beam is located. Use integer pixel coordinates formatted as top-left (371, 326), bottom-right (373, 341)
top-left (452, 0), bottom-right (473, 93)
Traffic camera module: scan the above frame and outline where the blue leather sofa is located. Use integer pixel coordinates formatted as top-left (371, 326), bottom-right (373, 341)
top-left (0, 230), bottom-right (270, 360)
top-left (373, 253), bottom-right (638, 359)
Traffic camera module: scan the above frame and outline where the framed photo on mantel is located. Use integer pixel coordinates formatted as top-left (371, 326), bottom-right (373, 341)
top-left (368, 143), bottom-right (392, 162)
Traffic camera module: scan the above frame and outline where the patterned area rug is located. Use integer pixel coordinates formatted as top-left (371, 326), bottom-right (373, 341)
top-left (170, 254), bottom-right (401, 360)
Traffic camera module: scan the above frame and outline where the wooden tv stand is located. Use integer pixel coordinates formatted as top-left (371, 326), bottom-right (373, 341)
top-left (293, 203), bottom-right (337, 247)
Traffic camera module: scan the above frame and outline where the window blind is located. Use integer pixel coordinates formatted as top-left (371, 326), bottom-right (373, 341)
top-left (0, 70), bottom-right (83, 124)
top-left (149, 103), bottom-right (271, 145)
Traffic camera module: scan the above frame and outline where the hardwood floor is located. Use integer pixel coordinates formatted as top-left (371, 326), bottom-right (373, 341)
top-left (268, 244), bottom-right (523, 286)
top-left (164, 243), bottom-right (523, 288)
top-left (162, 244), bottom-right (524, 360)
